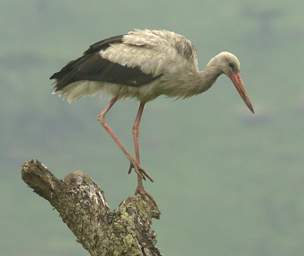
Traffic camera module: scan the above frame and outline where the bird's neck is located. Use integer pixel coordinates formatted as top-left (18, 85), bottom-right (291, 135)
top-left (195, 64), bottom-right (222, 94)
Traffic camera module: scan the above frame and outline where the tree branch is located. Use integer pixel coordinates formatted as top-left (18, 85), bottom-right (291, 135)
top-left (21, 160), bottom-right (161, 256)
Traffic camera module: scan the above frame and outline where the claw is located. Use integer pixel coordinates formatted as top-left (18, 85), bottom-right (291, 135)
top-left (128, 162), bottom-right (133, 174)
top-left (139, 167), bottom-right (153, 182)
top-left (128, 160), bottom-right (154, 182)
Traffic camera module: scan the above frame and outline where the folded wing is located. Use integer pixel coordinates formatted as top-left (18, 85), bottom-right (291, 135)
top-left (50, 34), bottom-right (162, 92)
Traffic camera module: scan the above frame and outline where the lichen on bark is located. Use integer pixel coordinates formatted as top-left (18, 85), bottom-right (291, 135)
top-left (21, 160), bottom-right (161, 256)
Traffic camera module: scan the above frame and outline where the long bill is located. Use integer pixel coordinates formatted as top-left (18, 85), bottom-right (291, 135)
top-left (229, 72), bottom-right (255, 114)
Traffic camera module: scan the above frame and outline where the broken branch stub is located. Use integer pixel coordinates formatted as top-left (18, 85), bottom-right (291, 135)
top-left (21, 160), bottom-right (161, 256)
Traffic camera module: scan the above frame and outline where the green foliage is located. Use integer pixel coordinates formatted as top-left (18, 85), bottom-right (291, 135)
top-left (1, 1), bottom-right (304, 255)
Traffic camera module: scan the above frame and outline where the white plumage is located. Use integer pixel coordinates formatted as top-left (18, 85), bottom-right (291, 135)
top-left (53, 29), bottom-right (204, 103)
top-left (50, 29), bottom-right (254, 197)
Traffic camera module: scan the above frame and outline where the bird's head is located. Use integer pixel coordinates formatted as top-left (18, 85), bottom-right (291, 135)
top-left (208, 51), bottom-right (254, 114)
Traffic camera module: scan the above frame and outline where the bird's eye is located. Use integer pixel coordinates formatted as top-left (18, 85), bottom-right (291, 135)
top-left (228, 62), bottom-right (235, 69)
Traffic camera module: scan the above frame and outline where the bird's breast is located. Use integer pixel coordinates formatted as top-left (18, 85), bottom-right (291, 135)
top-left (151, 71), bottom-right (203, 99)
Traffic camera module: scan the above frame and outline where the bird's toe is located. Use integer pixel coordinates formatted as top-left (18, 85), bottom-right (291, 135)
top-left (128, 159), bottom-right (153, 182)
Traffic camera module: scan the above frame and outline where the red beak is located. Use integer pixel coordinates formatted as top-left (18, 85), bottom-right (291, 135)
top-left (229, 72), bottom-right (255, 114)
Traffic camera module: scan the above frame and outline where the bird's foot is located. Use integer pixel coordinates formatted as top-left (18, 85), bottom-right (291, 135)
top-left (128, 159), bottom-right (154, 182)
top-left (135, 185), bottom-right (158, 208)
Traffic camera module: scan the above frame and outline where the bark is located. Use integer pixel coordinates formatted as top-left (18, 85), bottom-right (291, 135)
top-left (21, 159), bottom-right (161, 256)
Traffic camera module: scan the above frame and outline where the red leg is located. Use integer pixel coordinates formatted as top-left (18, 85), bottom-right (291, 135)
top-left (128, 102), bottom-right (145, 173)
top-left (97, 97), bottom-right (153, 182)
top-left (133, 102), bottom-right (145, 164)
top-left (132, 102), bottom-right (145, 190)
top-left (130, 103), bottom-right (158, 207)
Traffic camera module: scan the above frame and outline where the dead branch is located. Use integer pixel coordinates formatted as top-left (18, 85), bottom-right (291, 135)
top-left (21, 160), bottom-right (161, 256)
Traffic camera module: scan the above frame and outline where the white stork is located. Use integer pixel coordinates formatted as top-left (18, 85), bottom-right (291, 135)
top-left (51, 29), bottom-right (254, 197)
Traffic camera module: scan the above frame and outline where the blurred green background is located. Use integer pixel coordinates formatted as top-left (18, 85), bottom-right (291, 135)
top-left (1, 0), bottom-right (304, 255)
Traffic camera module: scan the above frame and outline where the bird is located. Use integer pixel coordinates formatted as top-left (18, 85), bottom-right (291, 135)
top-left (50, 29), bottom-right (254, 198)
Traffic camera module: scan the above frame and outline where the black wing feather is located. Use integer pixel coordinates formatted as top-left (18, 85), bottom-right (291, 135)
top-left (50, 35), bottom-right (161, 91)
top-left (83, 35), bottom-right (124, 54)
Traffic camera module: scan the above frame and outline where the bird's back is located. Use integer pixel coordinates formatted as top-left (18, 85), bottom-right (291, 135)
top-left (51, 29), bottom-right (199, 102)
